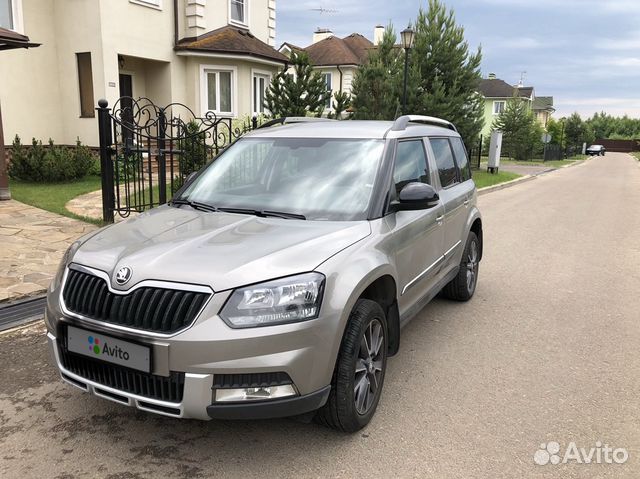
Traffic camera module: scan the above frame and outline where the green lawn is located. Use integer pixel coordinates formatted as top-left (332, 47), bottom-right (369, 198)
top-left (631, 152), bottom-right (640, 161)
top-left (10, 176), bottom-right (167, 225)
top-left (10, 176), bottom-right (104, 225)
top-left (472, 170), bottom-right (521, 188)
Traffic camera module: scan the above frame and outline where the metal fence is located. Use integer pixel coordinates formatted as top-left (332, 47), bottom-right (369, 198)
top-left (97, 97), bottom-right (260, 223)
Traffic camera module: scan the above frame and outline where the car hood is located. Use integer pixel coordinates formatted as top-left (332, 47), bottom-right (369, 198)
top-left (72, 205), bottom-right (371, 292)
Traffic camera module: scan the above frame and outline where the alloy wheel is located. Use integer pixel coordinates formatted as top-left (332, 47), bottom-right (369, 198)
top-left (354, 319), bottom-right (385, 415)
top-left (466, 239), bottom-right (479, 293)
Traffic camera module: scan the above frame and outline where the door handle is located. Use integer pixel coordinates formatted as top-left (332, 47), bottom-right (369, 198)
top-left (463, 199), bottom-right (469, 206)
top-left (436, 215), bottom-right (444, 222)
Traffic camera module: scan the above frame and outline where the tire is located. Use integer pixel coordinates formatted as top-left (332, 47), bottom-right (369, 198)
top-left (441, 232), bottom-right (480, 301)
top-left (314, 299), bottom-right (388, 432)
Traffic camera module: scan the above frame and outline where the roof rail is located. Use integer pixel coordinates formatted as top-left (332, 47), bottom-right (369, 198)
top-left (391, 115), bottom-right (458, 132)
top-left (258, 117), bottom-right (336, 129)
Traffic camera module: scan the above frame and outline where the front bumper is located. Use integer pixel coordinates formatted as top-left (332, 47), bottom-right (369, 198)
top-left (48, 330), bottom-right (332, 420)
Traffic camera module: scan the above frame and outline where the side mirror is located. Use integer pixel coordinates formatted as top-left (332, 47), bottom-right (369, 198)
top-left (395, 182), bottom-right (439, 211)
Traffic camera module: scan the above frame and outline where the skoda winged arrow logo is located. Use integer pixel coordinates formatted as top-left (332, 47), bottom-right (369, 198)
top-left (115, 266), bottom-right (132, 285)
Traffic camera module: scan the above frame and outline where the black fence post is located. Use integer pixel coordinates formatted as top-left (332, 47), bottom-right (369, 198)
top-left (97, 99), bottom-right (115, 224)
top-left (252, 116), bottom-right (258, 130)
top-left (157, 110), bottom-right (167, 205)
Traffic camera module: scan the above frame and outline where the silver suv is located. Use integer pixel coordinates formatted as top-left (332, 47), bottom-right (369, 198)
top-left (45, 115), bottom-right (482, 432)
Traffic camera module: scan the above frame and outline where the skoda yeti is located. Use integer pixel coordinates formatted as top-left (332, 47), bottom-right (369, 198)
top-left (45, 115), bottom-right (483, 432)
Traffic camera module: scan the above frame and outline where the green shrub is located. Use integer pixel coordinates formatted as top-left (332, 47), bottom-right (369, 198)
top-left (8, 135), bottom-right (99, 182)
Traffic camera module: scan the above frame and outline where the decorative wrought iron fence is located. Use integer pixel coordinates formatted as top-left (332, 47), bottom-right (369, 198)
top-left (97, 97), bottom-right (259, 223)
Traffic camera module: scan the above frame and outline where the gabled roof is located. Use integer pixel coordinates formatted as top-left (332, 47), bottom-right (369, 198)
top-left (533, 96), bottom-right (555, 111)
top-left (478, 78), bottom-right (533, 99)
top-left (175, 26), bottom-right (288, 64)
top-left (302, 33), bottom-right (374, 67)
top-left (278, 42), bottom-right (304, 54)
top-left (0, 27), bottom-right (40, 51)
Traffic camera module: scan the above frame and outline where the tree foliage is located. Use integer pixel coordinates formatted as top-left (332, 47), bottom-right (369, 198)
top-left (329, 91), bottom-right (352, 119)
top-left (584, 112), bottom-right (640, 140)
top-left (408, 0), bottom-right (485, 145)
top-left (264, 52), bottom-right (328, 118)
top-left (351, 0), bottom-right (484, 145)
top-left (351, 25), bottom-right (404, 120)
top-left (492, 98), bottom-right (543, 161)
top-left (564, 112), bottom-right (595, 150)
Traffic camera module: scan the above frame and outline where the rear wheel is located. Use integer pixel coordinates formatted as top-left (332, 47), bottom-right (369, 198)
top-left (442, 232), bottom-right (480, 301)
top-left (314, 299), bottom-right (387, 432)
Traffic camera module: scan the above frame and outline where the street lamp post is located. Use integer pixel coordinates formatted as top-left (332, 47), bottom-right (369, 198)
top-left (400, 26), bottom-right (415, 116)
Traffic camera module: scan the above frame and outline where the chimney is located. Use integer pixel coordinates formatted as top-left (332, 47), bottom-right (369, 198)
top-left (488, 73), bottom-right (496, 80)
top-left (374, 25), bottom-right (385, 45)
top-left (313, 28), bottom-right (333, 44)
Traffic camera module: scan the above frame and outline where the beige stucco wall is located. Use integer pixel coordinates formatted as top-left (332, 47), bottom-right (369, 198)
top-left (314, 65), bottom-right (357, 113)
top-left (1, 0), bottom-right (279, 147)
top-left (0, 0), bottom-right (64, 144)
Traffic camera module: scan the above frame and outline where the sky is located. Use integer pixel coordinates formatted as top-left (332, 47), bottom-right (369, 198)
top-left (277, 0), bottom-right (640, 119)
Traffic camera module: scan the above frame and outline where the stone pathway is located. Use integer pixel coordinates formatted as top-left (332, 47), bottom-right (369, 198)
top-left (65, 190), bottom-right (104, 220)
top-left (0, 200), bottom-right (97, 303)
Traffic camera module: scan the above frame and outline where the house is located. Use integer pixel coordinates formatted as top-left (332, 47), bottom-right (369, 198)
top-left (478, 73), bottom-right (554, 137)
top-left (532, 96), bottom-right (555, 129)
top-left (0, 0), bottom-right (287, 147)
top-left (279, 26), bottom-right (383, 114)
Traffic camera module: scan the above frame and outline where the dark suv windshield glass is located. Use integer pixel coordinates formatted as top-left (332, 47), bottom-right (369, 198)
top-left (179, 137), bottom-right (385, 221)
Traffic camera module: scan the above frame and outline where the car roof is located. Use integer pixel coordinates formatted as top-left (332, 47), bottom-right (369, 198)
top-left (244, 120), bottom-right (459, 140)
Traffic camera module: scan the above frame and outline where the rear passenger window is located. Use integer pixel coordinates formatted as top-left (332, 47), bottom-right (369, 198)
top-left (393, 140), bottom-right (429, 195)
top-left (430, 138), bottom-right (458, 188)
top-left (450, 137), bottom-right (471, 182)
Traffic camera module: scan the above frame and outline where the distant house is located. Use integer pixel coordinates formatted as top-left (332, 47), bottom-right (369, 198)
top-left (532, 96), bottom-right (555, 129)
top-left (0, 0), bottom-right (287, 147)
top-left (477, 73), bottom-right (554, 137)
top-left (279, 27), bottom-right (384, 114)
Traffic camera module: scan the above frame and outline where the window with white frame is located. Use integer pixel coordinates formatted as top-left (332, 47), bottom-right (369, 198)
top-left (203, 68), bottom-right (234, 116)
top-left (0, 0), bottom-right (13, 30)
top-left (253, 72), bottom-right (270, 115)
top-left (230, 0), bottom-right (247, 25)
top-left (493, 101), bottom-right (505, 115)
top-left (322, 73), bottom-right (332, 109)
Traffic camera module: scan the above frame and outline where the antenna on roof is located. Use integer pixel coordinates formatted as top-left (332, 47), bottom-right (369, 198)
top-left (309, 7), bottom-right (339, 15)
top-left (518, 71), bottom-right (527, 87)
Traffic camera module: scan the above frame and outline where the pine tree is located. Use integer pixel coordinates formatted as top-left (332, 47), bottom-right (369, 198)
top-left (264, 52), bottom-right (328, 118)
top-left (329, 91), bottom-right (352, 119)
top-left (492, 98), bottom-right (543, 161)
top-left (351, 1), bottom-right (484, 145)
top-left (351, 26), bottom-right (405, 120)
top-left (409, 0), bottom-right (485, 145)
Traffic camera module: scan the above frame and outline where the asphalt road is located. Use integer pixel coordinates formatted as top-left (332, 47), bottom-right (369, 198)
top-left (1, 153), bottom-right (639, 479)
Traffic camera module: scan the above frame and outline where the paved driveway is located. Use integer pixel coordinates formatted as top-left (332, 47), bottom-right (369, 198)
top-left (1, 153), bottom-right (639, 478)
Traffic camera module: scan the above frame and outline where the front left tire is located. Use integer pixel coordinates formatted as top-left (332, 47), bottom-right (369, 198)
top-left (314, 299), bottom-right (388, 432)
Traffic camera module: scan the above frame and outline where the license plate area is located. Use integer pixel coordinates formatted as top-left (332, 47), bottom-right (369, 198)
top-left (66, 325), bottom-right (151, 373)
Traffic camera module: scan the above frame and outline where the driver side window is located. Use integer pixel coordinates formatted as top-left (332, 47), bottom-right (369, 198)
top-left (393, 140), bottom-right (430, 196)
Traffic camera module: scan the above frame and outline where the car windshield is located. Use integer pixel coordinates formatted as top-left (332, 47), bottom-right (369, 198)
top-left (177, 137), bottom-right (385, 221)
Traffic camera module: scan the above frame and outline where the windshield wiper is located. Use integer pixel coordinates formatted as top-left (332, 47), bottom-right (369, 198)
top-left (170, 198), bottom-right (218, 213)
top-left (217, 207), bottom-right (306, 220)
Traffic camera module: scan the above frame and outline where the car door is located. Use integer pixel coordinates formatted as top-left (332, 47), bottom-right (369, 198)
top-left (428, 137), bottom-right (473, 270)
top-left (385, 139), bottom-right (445, 315)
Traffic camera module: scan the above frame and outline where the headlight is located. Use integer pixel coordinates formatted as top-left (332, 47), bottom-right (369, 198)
top-left (220, 273), bottom-right (325, 328)
top-left (50, 240), bottom-right (82, 291)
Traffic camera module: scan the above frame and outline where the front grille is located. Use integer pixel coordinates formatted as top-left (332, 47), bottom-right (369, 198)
top-left (213, 372), bottom-right (292, 389)
top-left (58, 336), bottom-right (185, 403)
top-left (62, 268), bottom-right (210, 334)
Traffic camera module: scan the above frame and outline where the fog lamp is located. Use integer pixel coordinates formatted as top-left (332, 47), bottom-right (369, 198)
top-left (215, 384), bottom-right (297, 402)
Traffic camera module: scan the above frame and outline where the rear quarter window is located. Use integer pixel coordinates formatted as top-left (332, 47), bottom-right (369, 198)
top-left (450, 137), bottom-right (472, 182)
top-left (430, 138), bottom-right (458, 188)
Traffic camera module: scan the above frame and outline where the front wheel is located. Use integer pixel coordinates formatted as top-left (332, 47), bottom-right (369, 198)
top-left (314, 299), bottom-right (388, 432)
top-left (441, 232), bottom-right (480, 301)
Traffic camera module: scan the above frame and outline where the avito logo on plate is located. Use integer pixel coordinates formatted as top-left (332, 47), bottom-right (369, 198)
top-left (87, 335), bottom-right (130, 360)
